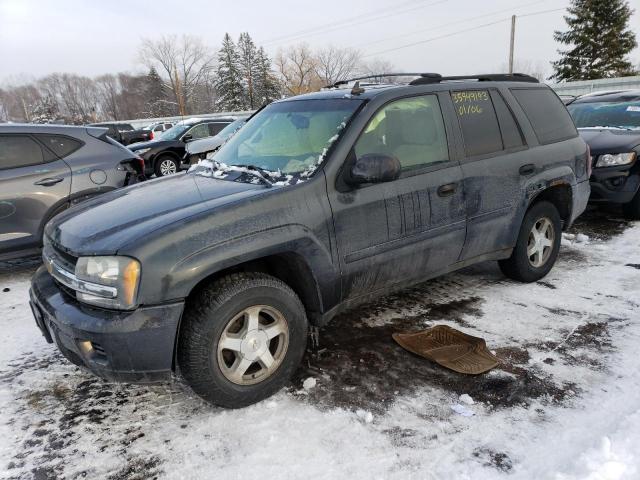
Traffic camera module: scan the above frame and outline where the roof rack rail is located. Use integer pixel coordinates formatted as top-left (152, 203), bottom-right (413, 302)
top-left (328, 73), bottom-right (441, 88)
top-left (327, 72), bottom-right (539, 89)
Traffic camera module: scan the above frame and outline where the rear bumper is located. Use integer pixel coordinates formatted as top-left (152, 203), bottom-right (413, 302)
top-left (569, 180), bottom-right (591, 227)
top-left (29, 266), bottom-right (184, 383)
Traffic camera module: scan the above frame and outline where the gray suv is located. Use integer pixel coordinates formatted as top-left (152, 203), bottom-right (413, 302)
top-left (30, 73), bottom-right (590, 408)
top-left (0, 124), bottom-right (142, 260)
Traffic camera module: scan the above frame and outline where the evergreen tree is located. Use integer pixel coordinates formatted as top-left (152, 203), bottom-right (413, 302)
top-left (238, 32), bottom-right (259, 109)
top-left (215, 33), bottom-right (245, 111)
top-left (254, 47), bottom-right (282, 106)
top-left (145, 67), bottom-right (173, 116)
top-left (551, 0), bottom-right (638, 81)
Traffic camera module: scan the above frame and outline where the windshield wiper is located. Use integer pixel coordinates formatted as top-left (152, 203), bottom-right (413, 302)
top-left (232, 164), bottom-right (274, 188)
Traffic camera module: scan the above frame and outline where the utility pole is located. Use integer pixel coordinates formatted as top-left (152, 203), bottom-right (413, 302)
top-left (508, 15), bottom-right (516, 74)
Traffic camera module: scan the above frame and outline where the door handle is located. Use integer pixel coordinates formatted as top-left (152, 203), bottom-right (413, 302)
top-left (437, 183), bottom-right (457, 197)
top-left (519, 164), bottom-right (536, 176)
top-left (34, 177), bottom-right (63, 186)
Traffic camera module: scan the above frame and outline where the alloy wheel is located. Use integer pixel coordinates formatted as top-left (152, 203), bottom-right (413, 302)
top-left (527, 217), bottom-right (555, 268)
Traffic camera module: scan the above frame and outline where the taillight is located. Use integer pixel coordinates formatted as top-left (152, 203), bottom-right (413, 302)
top-left (586, 144), bottom-right (592, 178)
top-left (150, 131), bottom-right (154, 140)
top-left (136, 156), bottom-right (145, 173)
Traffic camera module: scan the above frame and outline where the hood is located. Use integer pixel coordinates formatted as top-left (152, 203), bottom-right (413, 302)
top-left (128, 139), bottom-right (179, 150)
top-left (578, 128), bottom-right (640, 155)
top-left (186, 135), bottom-right (224, 155)
top-left (46, 173), bottom-right (265, 255)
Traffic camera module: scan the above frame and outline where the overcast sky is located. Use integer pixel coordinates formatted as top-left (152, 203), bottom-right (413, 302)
top-left (1, 0), bottom-right (639, 84)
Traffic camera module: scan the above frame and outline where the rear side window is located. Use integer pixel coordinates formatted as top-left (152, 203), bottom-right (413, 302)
top-left (0, 135), bottom-right (49, 169)
top-left (36, 134), bottom-right (82, 158)
top-left (451, 90), bottom-right (503, 156)
top-left (511, 88), bottom-right (577, 144)
top-left (490, 91), bottom-right (525, 149)
top-left (208, 122), bottom-right (227, 136)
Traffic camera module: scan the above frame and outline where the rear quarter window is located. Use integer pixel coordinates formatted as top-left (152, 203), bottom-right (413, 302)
top-left (511, 88), bottom-right (578, 144)
top-left (36, 134), bottom-right (83, 158)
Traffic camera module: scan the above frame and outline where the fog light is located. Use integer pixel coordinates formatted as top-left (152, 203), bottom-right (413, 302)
top-left (78, 340), bottom-right (94, 355)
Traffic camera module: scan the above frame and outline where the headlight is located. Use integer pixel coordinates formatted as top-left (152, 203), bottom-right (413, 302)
top-left (135, 147), bottom-right (151, 155)
top-left (595, 152), bottom-right (636, 167)
top-left (75, 256), bottom-right (141, 310)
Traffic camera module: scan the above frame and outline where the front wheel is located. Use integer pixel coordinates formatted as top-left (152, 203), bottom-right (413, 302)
top-left (499, 201), bottom-right (562, 283)
top-left (178, 273), bottom-right (308, 408)
top-left (154, 156), bottom-right (179, 177)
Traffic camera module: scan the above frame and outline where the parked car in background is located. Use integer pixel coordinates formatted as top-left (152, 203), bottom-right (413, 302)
top-left (143, 121), bottom-right (174, 141)
top-left (30, 73), bottom-right (590, 408)
top-left (567, 90), bottom-right (640, 218)
top-left (183, 117), bottom-right (248, 167)
top-left (128, 117), bottom-right (235, 176)
top-left (0, 124), bottom-right (143, 260)
top-left (87, 122), bottom-right (152, 145)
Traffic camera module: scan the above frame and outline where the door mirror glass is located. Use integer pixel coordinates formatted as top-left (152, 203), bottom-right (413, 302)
top-left (182, 134), bottom-right (193, 143)
top-left (346, 153), bottom-right (401, 185)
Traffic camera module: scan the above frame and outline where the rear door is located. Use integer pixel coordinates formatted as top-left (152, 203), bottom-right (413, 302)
top-left (448, 88), bottom-right (530, 260)
top-left (328, 94), bottom-right (466, 299)
top-left (0, 134), bottom-right (72, 253)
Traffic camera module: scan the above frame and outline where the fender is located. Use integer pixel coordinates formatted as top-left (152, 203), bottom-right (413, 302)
top-left (142, 223), bottom-right (341, 314)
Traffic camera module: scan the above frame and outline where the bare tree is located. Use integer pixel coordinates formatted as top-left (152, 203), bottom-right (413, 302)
top-left (275, 44), bottom-right (322, 96)
top-left (139, 35), bottom-right (215, 115)
top-left (358, 59), bottom-right (397, 83)
top-left (314, 46), bottom-right (361, 86)
top-left (95, 74), bottom-right (120, 120)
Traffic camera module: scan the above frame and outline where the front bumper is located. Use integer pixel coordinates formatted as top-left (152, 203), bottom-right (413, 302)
top-left (29, 266), bottom-right (184, 383)
top-left (589, 166), bottom-right (640, 204)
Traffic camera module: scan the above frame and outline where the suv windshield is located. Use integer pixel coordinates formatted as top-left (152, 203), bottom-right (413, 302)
top-left (159, 124), bottom-right (192, 141)
top-left (211, 99), bottom-right (363, 176)
top-left (568, 100), bottom-right (640, 129)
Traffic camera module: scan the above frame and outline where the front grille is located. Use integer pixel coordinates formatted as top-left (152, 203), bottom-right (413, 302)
top-left (43, 236), bottom-right (77, 272)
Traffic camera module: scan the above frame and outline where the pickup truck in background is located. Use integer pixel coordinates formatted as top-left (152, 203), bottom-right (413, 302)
top-left (88, 122), bottom-right (152, 145)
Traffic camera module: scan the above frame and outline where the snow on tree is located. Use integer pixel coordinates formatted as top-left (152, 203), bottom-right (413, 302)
top-left (551, 0), bottom-right (638, 81)
top-left (29, 95), bottom-right (61, 124)
top-left (215, 33), bottom-right (245, 112)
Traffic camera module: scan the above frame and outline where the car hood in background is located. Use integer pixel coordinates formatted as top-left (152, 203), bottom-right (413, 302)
top-left (46, 174), bottom-right (265, 255)
top-left (185, 135), bottom-right (225, 155)
top-left (578, 128), bottom-right (640, 155)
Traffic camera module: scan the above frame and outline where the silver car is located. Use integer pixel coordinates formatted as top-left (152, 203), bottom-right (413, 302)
top-left (0, 124), bottom-right (143, 260)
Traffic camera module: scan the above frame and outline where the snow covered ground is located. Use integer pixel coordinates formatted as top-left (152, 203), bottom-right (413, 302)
top-left (1, 208), bottom-right (639, 480)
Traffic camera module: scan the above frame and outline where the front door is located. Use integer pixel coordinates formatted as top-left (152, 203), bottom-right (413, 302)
top-left (328, 94), bottom-right (466, 300)
top-left (0, 134), bottom-right (71, 254)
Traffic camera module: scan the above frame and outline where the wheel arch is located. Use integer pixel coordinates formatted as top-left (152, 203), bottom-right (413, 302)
top-left (528, 182), bottom-right (573, 229)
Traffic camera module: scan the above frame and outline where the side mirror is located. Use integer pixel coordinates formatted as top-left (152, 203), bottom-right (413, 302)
top-left (346, 153), bottom-right (401, 185)
top-left (182, 134), bottom-right (193, 143)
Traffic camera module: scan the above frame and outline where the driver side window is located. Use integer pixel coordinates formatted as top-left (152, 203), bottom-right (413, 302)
top-left (354, 95), bottom-right (449, 172)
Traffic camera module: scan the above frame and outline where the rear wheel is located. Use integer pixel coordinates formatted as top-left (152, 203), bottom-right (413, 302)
top-left (154, 155), bottom-right (179, 177)
top-left (622, 190), bottom-right (640, 220)
top-left (499, 201), bottom-right (562, 282)
top-left (178, 273), bottom-right (308, 408)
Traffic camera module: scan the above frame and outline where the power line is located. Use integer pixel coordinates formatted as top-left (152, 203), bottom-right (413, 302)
top-left (261, 0), bottom-right (449, 46)
top-left (362, 7), bottom-right (565, 58)
top-left (350, 0), bottom-right (547, 50)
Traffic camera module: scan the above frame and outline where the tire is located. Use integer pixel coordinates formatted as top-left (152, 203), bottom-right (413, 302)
top-left (178, 272), bottom-right (308, 408)
top-left (622, 190), bottom-right (640, 220)
top-left (154, 155), bottom-right (179, 177)
top-left (499, 201), bottom-right (562, 283)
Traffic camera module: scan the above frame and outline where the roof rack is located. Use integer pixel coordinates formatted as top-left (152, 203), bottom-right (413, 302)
top-left (327, 72), bottom-right (539, 89)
